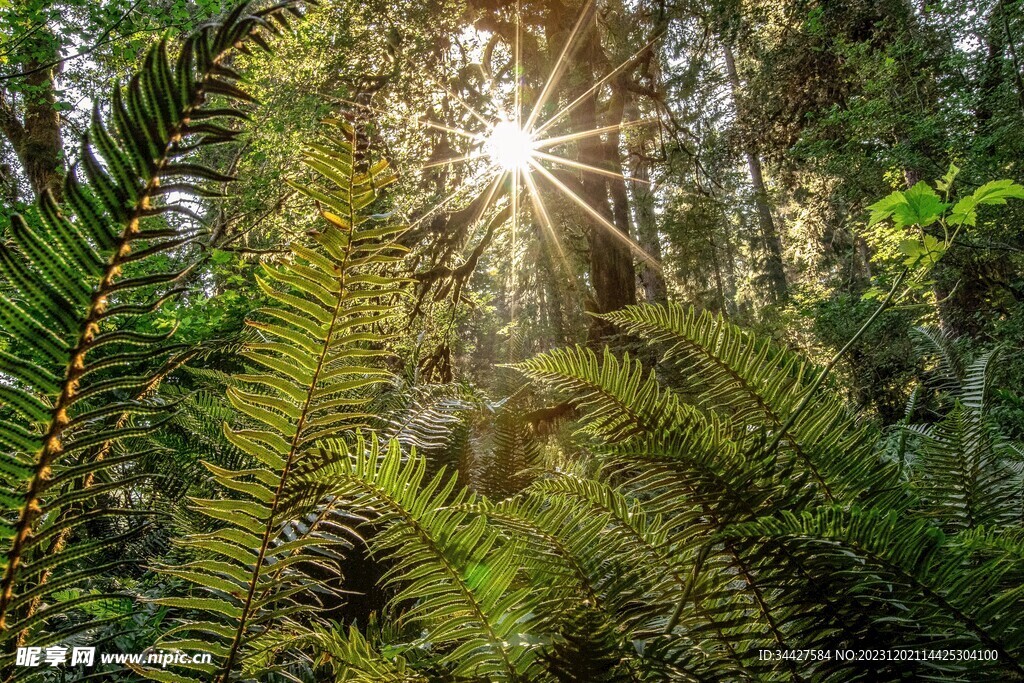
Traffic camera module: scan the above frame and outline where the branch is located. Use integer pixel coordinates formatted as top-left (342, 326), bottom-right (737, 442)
top-left (0, 0), bottom-right (146, 83)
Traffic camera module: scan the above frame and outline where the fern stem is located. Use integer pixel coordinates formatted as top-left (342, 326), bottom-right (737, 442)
top-left (16, 349), bottom-right (197, 647)
top-left (218, 125), bottom-right (361, 682)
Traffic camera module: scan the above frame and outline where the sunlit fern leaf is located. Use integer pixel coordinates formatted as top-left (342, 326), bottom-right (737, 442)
top-left (378, 380), bottom-right (473, 453)
top-left (476, 483), bottom-right (731, 680)
top-left (247, 622), bottom-right (427, 682)
top-left (526, 478), bottom-right (696, 641)
top-left (599, 428), bottom-right (769, 520)
top-left (473, 491), bottom-right (611, 614)
top-left (600, 304), bottom-right (897, 506)
top-left (597, 435), bottom-right (814, 667)
top-left (512, 345), bottom-right (716, 444)
top-left (143, 119), bottom-right (405, 681)
top-left (291, 436), bottom-right (546, 681)
top-left (0, 0), bottom-right (313, 669)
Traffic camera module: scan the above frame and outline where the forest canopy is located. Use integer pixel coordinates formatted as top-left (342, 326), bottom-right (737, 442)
top-left (1, 0), bottom-right (1024, 680)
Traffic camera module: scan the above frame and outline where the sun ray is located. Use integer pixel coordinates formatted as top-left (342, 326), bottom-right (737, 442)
top-left (532, 33), bottom-right (664, 139)
top-left (419, 151), bottom-right (489, 171)
top-left (416, 121), bottom-right (485, 142)
top-left (521, 161), bottom-right (569, 271)
top-left (406, 13), bottom-right (667, 300)
top-left (531, 150), bottom-right (650, 185)
top-left (523, 0), bottom-right (596, 132)
top-left (511, 0), bottom-right (522, 323)
top-left (532, 118), bottom-right (657, 150)
top-left (336, 97), bottom-right (482, 142)
top-left (527, 158), bottom-right (662, 271)
top-left (511, 166), bottom-right (520, 303)
top-left (463, 168), bottom-right (508, 240)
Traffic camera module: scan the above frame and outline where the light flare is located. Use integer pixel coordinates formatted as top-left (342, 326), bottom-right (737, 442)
top-left (413, 4), bottom-right (664, 286)
top-left (485, 120), bottom-right (535, 171)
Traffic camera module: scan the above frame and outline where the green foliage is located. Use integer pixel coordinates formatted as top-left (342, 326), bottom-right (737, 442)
top-left (140, 118), bottom-right (403, 681)
top-left (294, 438), bottom-right (544, 681)
top-left (2, 3), bottom-right (1024, 681)
top-left (895, 328), bottom-right (1024, 532)
top-left (0, 0), bottom-right (309, 670)
top-left (865, 169), bottom-right (1024, 283)
top-left (233, 304), bottom-right (1023, 681)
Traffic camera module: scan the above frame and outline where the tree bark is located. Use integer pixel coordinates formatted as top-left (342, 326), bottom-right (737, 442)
top-left (626, 99), bottom-right (667, 305)
top-left (0, 29), bottom-right (65, 202)
top-left (550, 13), bottom-right (636, 338)
top-left (722, 43), bottom-right (787, 304)
top-left (582, 149), bottom-right (637, 316)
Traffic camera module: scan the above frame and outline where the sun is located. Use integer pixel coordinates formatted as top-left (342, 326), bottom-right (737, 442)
top-left (370, 0), bottom-right (663, 279)
top-left (485, 120), bottom-right (535, 171)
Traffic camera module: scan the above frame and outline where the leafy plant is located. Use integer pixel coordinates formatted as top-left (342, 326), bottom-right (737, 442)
top-left (0, 0), bottom-right (311, 672)
top-left (253, 304), bottom-right (1024, 681)
top-left (2, 3), bottom-right (1023, 681)
top-left (899, 327), bottom-right (1024, 532)
top-left (866, 165), bottom-right (1024, 293)
top-left (143, 117), bottom-right (403, 681)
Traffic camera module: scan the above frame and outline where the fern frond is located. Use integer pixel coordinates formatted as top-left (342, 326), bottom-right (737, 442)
top-left (380, 381), bottom-right (473, 453)
top-left (913, 325), bottom-right (965, 398)
top-left (470, 405), bottom-right (543, 498)
top-left (601, 304), bottom-right (897, 505)
top-left (912, 401), bottom-right (1022, 531)
top-left (147, 119), bottom-right (405, 681)
top-left (293, 437), bottom-right (544, 681)
top-left (728, 506), bottom-right (1024, 679)
top-left (960, 349), bottom-right (994, 411)
top-left (310, 624), bottom-right (426, 682)
top-left (0, 0), bottom-right (313, 662)
top-left (513, 345), bottom-right (720, 445)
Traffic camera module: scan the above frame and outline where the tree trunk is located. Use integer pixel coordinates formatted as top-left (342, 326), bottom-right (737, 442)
top-left (0, 29), bottom-right (65, 202)
top-left (550, 13), bottom-right (636, 337)
top-left (721, 211), bottom-right (739, 315)
top-left (722, 43), bottom-right (787, 304)
top-left (626, 99), bottom-right (667, 305)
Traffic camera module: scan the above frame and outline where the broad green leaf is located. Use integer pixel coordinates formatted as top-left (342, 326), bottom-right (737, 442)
top-left (949, 195), bottom-right (977, 227)
top-left (892, 182), bottom-right (947, 228)
top-left (950, 179), bottom-right (1024, 226)
top-left (971, 179), bottom-right (1024, 205)
top-left (866, 191), bottom-right (907, 227)
top-left (899, 234), bottom-right (946, 268)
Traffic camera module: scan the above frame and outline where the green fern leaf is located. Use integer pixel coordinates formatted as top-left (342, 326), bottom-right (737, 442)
top-left (0, 0), bottom-right (313, 662)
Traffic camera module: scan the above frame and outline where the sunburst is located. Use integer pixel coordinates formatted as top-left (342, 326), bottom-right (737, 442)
top-left (399, 0), bottom-right (663, 293)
